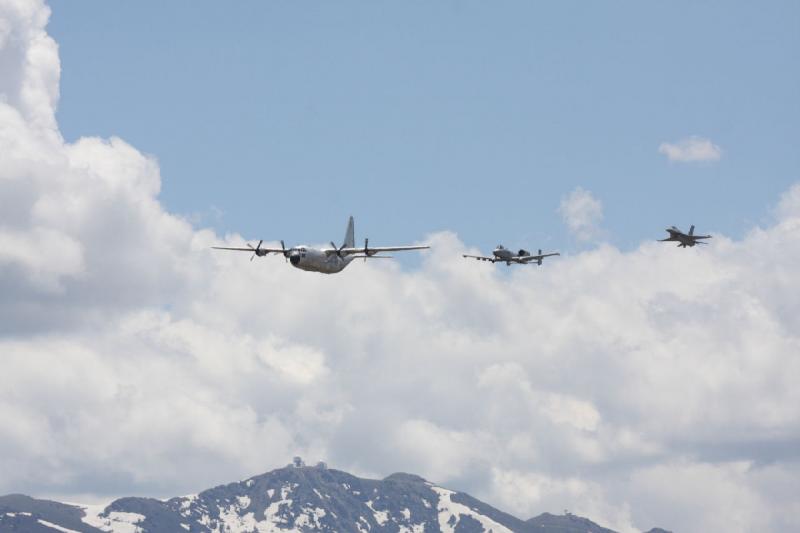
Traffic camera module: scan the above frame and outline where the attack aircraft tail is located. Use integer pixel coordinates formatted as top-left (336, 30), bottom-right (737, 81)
top-left (342, 216), bottom-right (355, 248)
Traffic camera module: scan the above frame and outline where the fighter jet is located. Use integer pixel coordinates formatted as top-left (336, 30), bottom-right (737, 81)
top-left (212, 216), bottom-right (429, 274)
top-left (659, 225), bottom-right (712, 248)
top-left (463, 245), bottom-right (560, 266)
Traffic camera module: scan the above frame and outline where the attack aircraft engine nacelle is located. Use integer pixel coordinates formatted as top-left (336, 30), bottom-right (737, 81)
top-left (518, 249), bottom-right (530, 257)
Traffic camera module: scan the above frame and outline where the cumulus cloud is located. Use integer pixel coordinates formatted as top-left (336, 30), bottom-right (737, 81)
top-left (558, 186), bottom-right (604, 242)
top-left (658, 136), bottom-right (722, 163)
top-left (775, 183), bottom-right (800, 221)
top-left (2, 3), bottom-right (800, 533)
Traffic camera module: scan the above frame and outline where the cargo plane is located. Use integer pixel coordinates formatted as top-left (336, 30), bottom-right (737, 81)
top-left (213, 216), bottom-right (429, 274)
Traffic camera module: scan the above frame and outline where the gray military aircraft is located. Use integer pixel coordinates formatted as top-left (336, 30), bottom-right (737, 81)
top-left (659, 225), bottom-right (712, 248)
top-left (212, 216), bottom-right (429, 274)
top-left (463, 245), bottom-right (560, 266)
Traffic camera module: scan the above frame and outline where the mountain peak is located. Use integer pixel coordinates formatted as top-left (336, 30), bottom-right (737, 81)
top-left (382, 472), bottom-right (429, 484)
top-left (527, 511), bottom-right (618, 533)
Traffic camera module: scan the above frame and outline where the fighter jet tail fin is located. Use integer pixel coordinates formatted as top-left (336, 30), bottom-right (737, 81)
top-left (342, 216), bottom-right (355, 248)
top-left (689, 225), bottom-right (695, 236)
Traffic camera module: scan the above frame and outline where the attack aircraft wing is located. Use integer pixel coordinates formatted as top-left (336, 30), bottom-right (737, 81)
top-left (462, 254), bottom-right (496, 262)
top-left (516, 251), bottom-right (560, 263)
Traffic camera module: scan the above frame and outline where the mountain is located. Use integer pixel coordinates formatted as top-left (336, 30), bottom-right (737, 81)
top-left (0, 462), bottom-right (670, 532)
top-left (526, 512), bottom-right (617, 532)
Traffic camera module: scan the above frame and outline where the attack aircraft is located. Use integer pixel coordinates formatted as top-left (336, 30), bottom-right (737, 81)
top-left (659, 225), bottom-right (712, 248)
top-left (463, 245), bottom-right (560, 266)
top-left (212, 216), bottom-right (429, 274)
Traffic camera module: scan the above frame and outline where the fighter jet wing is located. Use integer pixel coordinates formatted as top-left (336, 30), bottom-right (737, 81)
top-left (462, 254), bottom-right (496, 262)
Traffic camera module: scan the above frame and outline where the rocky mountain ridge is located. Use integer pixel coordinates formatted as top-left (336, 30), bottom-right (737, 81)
top-left (0, 463), bottom-right (671, 533)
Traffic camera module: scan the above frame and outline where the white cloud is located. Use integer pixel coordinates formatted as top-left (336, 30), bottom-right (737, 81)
top-left (659, 136), bottom-right (722, 162)
top-left (558, 186), bottom-right (604, 242)
top-left (775, 182), bottom-right (800, 221)
top-left (1, 3), bottom-right (800, 532)
top-left (629, 461), bottom-right (776, 533)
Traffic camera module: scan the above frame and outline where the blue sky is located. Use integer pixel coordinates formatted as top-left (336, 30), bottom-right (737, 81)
top-left (49, 1), bottom-right (799, 253)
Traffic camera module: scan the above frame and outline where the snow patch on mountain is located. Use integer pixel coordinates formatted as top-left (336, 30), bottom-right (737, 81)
top-left (216, 501), bottom-right (257, 533)
top-left (398, 524), bottom-right (426, 533)
top-left (294, 506), bottom-right (326, 529)
top-left (262, 485), bottom-right (294, 529)
top-left (236, 495), bottom-right (251, 509)
top-left (81, 504), bottom-right (145, 532)
top-left (180, 495), bottom-right (198, 509)
top-left (366, 499), bottom-right (389, 525)
top-left (433, 486), bottom-right (513, 533)
top-left (38, 519), bottom-right (81, 533)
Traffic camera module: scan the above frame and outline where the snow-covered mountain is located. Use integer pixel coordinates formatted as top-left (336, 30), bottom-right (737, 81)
top-left (0, 463), bottom-right (670, 533)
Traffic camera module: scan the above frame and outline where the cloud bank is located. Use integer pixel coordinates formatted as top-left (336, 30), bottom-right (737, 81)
top-left (1, 3), bottom-right (799, 533)
top-left (558, 187), bottom-right (604, 242)
top-left (658, 136), bottom-right (722, 163)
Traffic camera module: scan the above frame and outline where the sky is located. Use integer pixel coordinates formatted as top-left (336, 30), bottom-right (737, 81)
top-left (1, 1), bottom-right (800, 533)
top-left (46, 0), bottom-right (800, 252)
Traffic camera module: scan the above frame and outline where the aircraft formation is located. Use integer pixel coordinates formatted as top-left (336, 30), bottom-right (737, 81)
top-left (213, 217), bottom-right (711, 274)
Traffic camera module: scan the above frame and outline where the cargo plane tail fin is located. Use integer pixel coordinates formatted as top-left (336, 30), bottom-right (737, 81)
top-left (342, 216), bottom-right (355, 248)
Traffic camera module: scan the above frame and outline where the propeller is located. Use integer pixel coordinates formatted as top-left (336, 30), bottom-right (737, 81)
top-left (330, 241), bottom-right (344, 258)
top-left (281, 240), bottom-right (288, 262)
top-left (363, 238), bottom-right (369, 262)
top-left (538, 249), bottom-right (543, 266)
top-left (247, 240), bottom-right (264, 261)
